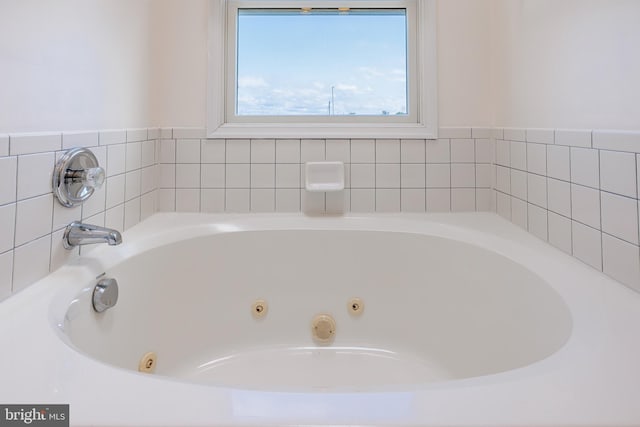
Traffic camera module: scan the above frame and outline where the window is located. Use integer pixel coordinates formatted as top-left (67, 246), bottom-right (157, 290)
top-left (208, 0), bottom-right (437, 139)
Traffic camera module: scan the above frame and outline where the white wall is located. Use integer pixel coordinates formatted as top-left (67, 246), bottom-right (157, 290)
top-left (4, 0), bottom-right (637, 134)
top-left (150, 0), bottom-right (209, 129)
top-left (0, 0), bottom-right (153, 133)
top-left (149, 0), bottom-right (495, 129)
top-left (437, 0), bottom-right (493, 127)
top-left (492, 0), bottom-right (640, 130)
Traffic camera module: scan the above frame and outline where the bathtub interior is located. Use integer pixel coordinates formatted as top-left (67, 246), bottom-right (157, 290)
top-left (59, 229), bottom-right (572, 391)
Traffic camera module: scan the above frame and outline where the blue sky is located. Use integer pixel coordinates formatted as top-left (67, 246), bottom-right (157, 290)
top-left (236, 9), bottom-right (407, 116)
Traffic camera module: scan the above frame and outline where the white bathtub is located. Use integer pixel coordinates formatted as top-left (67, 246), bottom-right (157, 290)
top-left (1, 212), bottom-right (639, 426)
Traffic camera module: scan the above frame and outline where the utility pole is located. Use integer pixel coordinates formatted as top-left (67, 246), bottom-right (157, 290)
top-left (331, 86), bottom-right (335, 115)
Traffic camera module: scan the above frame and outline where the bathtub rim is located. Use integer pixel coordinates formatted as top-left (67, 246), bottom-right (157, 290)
top-left (52, 214), bottom-right (574, 391)
top-left (1, 212), bottom-right (640, 427)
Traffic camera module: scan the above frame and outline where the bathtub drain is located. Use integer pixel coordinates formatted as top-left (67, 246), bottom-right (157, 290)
top-left (312, 314), bottom-right (336, 344)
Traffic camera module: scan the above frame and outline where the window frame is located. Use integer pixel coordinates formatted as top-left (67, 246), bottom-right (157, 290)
top-left (207, 0), bottom-right (437, 139)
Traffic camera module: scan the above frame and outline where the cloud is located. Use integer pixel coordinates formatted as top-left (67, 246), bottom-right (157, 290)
top-left (358, 66), bottom-right (385, 79)
top-left (238, 76), bottom-right (268, 88)
top-left (334, 83), bottom-right (359, 92)
top-left (237, 73), bottom-right (407, 116)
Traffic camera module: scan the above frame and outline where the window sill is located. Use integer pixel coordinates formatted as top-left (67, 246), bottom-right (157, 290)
top-left (206, 122), bottom-right (438, 140)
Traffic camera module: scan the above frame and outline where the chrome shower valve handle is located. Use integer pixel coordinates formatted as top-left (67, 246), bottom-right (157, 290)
top-left (53, 147), bottom-right (105, 207)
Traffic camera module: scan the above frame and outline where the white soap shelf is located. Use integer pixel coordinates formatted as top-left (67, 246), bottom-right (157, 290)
top-left (305, 161), bottom-right (345, 192)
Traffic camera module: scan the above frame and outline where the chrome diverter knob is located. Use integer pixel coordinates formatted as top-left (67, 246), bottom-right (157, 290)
top-left (53, 147), bottom-right (106, 207)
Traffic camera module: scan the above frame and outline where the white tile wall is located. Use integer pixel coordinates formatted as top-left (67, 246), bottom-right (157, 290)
top-left (546, 145), bottom-right (570, 181)
top-left (126, 128), bottom-right (148, 143)
top-left (494, 127), bottom-right (640, 292)
top-left (251, 139), bottom-right (276, 163)
top-left (276, 188), bottom-right (300, 211)
top-left (602, 234), bottom-right (640, 292)
top-left (451, 188), bottom-right (475, 211)
top-left (570, 184), bottom-right (600, 229)
top-left (600, 192), bottom-right (638, 244)
top-left (301, 139), bottom-right (325, 162)
top-left (511, 197), bottom-right (528, 229)
top-left (251, 164), bottom-right (275, 188)
top-left (555, 129), bottom-right (591, 148)
top-left (0, 128), bottom-right (158, 301)
top-left (375, 189), bottom-right (400, 212)
top-left (376, 140), bottom-right (400, 163)
top-left (176, 189), bottom-right (199, 212)
top-left (439, 127), bottom-right (471, 139)
top-left (0, 251), bottom-right (13, 300)
top-left (275, 139), bottom-right (300, 163)
top-left (251, 189), bottom-right (275, 212)
top-left (226, 189), bottom-right (250, 212)
top-left (326, 139), bottom-right (350, 162)
top-left (547, 178), bottom-right (571, 218)
top-left (451, 164), bottom-right (475, 188)
top-left (527, 174), bottom-right (547, 208)
top-left (401, 164), bottom-right (425, 188)
top-left (126, 141), bottom-right (142, 170)
top-left (351, 164), bottom-right (375, 188)
top-left (495, 166), bottom-right (510, 193)
top-left (496, 139), bottom-right (510, 167)
top-left (548, 212), bottom-right (572, 254)
top-left (175, 164), bottom-right (200, 188)
top-left (17, 153), bottom-right (54, 200)
top-left (599, 150), bottom-right (636, 198)
top-left (10, 133), bottom-right (61, 156)
top-left (226, 139), bottom-right (250, 163)
top-left (593, 130), bottom-right (640, 152)
top-left (99, 130), bottom-right (127, 146)
top-left (0, 157), bottom-right (17, 205)
top-left (0, 135), bottom-right (9, 157)
top-left (107, 144), bottom-right (127, 177)
top-left (426, 164), bottom-right (450, 188)
top-left (401, 139), bottom-right (425, 163)
top-left (376, 164), bottom-right (400, 188)
top-left (15, 195), bottom-right (53, 246)
top-left (426, 188), bottom-right (450, 212)
top-left (202, 139), bottom-right (225, 163)
top-left (510, 170), bottom-right (527, 200)
top-left (450, 139), bottom-right (475, 163)
top-left (526, 143), bottom-right (547, 175)
top-left (510, 142), bottom-right (527, 170)
top-left (503, 128), bottom-right (526, 142)
top-left (0, 204), bottom-right (16, 253)
top-left (201, 164), bottom-right (225, 188)
top-left (570, 147), bottom-right (599, 188)
top-left (12, 235), bottom-right (51, 292)
top-left (426, 139), bottom-right (450, 163)
top-left (401, 189), bottom-right (425, 212)
top-left (201, 189), bottom-right (225, 213)
top-left (351, 140), bottom-right (376, 163)
top-left (496, 191), bottom-right (511, 219)
top-left (4, 124), bottom-right (640, 302)
top-left (176, 139), bottom-right (201, 163)
top-left (475, 139), bottom-right (493, 163)
top-left (572, 221), bottom-right (602, 270)
top-left (526, 128), bottom-right (554, 145)
top-left (225, 164), bottom-right (250, 188)
top-left (527, 203), bottom-right (548, 241)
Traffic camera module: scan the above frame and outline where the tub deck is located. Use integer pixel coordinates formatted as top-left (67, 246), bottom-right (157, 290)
top-left (1, 212), bottom-right (639, 427)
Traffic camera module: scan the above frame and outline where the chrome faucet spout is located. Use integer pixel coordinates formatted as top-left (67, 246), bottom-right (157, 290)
top-left (63, 221), bottom-right (123, 249)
